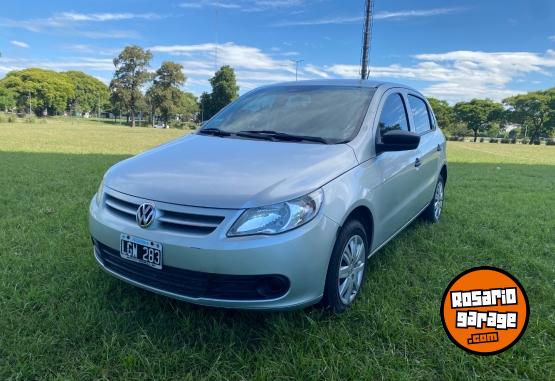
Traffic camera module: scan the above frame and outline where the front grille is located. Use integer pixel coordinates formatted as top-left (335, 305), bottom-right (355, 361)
top-left (94, 240), bottom-right (290, 301)
top-left (104, 193), bottom-right (225, 236)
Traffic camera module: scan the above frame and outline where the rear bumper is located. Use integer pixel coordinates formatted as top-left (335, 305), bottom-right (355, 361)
top-left (89, 192), bottom-right (339, 310)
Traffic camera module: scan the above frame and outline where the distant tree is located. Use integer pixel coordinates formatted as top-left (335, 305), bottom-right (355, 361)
top-left (200, 65), bottom-right (239, 121)
top-left (179, 91), bottom-right (199, 121)
top-left (427, 97), bottom-right (454, 132)
top-left (147, 61), bottom-right (186, 126)
top-left (63, 71), bottom-right (109, 116)
top-left (199, 92), bottom-right (211, 122)
top-left (145, 89), bottom-right (157, 126)
top-left (453, 99), bottom-right (504, 142)
top-left (503, 91), bottom-right (555, 143)
top-left (0, 68), bottom-right (74, 115)
top-left (110, 46), bottom-right (152, 127)
top-left (547, 88), bottom-right (555, 138)
top-left (109, 80), bottom-right (129, 122)
top-left (0, 85), bottom-right (16, 112)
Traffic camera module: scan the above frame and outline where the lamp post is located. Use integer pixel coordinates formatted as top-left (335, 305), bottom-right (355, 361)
top-left (292, 59), bottom-right (304, 81)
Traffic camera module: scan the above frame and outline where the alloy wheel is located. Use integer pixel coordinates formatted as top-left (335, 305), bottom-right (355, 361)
top-left (434, 181), bottom-right (444, 220)
top-left (337, 235), bottom-right (365, 305)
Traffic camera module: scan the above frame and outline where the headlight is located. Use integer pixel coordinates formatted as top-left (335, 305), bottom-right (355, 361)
top-left (95, 179), bottom-right (105, 205)
top-left (227, 189), bottom-right (324, 237)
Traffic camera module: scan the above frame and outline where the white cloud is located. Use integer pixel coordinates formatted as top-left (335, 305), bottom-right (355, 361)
top-left (79, 30), bottom-right (141, 39)
top-left (150, 42), bottom-right (330, 93)
top-left (180, 0), bottom-right (307, 12)
top-left (304, 64), bottom-right (328, 78)
top-left (0, 16), bottom-right (142, 38)
top-left (65, 44), bottom-right (93, 52)
top-left (326, 50), bottom-right (555, 102)
top-left (10, 40), bottom-right (29, 48)
top-left (151, 42), bottom-right (296, 72)
top-left (179, 3), bottom-right (203, 9)
top-left (273, 16), bottom-right (361, 26)
top-left (57, 12), bottom-right (161, 22)
top-left (180, 1), bottom-right (241, 9)
top-left (0, 57), bottom-right (114, 75)
top-left (64, 44), bottom-right (121, 56)
top-left (4, 31), bottom-right (552, 103)
top-left (325, 64), bottom-right (360, 77)
top-left (279, 51), bottom-right (301, 57)
top-left (272, 7), bottom-right (461, 26)
top-left (0, 11), bottom-right (161, 34)
top-left (375, 8), bottom-right (462, 20)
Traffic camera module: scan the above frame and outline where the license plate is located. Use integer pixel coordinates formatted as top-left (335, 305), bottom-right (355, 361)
top-left (120, 234), bottom-right (163, 270)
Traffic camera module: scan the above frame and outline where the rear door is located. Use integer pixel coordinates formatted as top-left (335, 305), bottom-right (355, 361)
top-left (406, 93), bottom-right (441, 209)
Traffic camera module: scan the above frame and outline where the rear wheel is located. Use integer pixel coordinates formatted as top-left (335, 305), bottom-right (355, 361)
top-left (321, 219), bottom-right (368, 313)
top-left (422, 175), bottom-right (444, 223)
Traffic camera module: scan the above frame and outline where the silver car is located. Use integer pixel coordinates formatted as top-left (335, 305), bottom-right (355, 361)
top-left (89, 80), bottom-right (447, 312)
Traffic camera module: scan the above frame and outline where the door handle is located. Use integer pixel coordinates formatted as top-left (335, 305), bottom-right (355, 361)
top-left (415, 158), bottom-right (422, 168)
top-left (437, 144), bottom-right (442, 152)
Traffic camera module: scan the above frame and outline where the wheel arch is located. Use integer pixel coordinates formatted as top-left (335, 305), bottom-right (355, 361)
top-left (340, 205), bottom-right (374, 249)
top-left (440, 164), bottom-right (448, 185)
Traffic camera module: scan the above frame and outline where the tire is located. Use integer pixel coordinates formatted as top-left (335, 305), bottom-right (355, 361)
top-left (321, 218), bottom-right (368, 314)
top-left (421, 174), bottom-right (445, 223)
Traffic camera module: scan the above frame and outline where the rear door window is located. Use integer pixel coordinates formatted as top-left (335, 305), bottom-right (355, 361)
top-left (408, 95), bottom-right (432, 134)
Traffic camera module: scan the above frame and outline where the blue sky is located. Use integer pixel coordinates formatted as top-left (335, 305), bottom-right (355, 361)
top-left (1, 0), bottom-right (555, 102)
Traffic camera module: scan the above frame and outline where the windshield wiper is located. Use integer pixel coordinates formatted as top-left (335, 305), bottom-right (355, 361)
top-left (198, 127), bottom-right (232, 137)
top-left (237, 130), bottom-right (329, 144)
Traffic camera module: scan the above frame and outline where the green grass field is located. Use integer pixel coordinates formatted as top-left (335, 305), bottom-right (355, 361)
top-left (1, 119), bottom-right (554, 380)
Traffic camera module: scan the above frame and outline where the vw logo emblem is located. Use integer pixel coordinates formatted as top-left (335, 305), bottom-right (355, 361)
top-left (136, 203), bottom-right (156, 228)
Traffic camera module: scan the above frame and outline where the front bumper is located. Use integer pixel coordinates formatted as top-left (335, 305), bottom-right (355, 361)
top-left (89, 189), bottom-right (339, 310)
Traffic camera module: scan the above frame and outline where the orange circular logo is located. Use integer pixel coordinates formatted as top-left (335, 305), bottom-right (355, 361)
top-left (441, 266), bottom-right (529, 355)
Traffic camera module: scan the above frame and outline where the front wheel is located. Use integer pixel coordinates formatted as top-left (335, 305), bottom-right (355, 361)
top-left (421, 175), bottom-right (444, 223)
top-left (321, 219), bottom-right (368, 313)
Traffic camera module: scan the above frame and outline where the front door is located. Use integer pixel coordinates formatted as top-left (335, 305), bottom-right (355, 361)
top-left (371, 91), bottom-right (422, 245)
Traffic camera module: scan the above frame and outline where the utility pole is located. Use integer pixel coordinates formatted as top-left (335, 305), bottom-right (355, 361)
top-left (292, 59), bottom-right (304, 81)
top-left (360, 0), bottom-right (373, 80)
top-left (214, 8), bottom-right (219, 70)
top-left (28, 90), bottom-right (32, 115)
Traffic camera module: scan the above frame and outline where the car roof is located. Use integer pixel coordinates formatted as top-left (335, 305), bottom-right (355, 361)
top-left (263, 79), bottom-right (420, 94)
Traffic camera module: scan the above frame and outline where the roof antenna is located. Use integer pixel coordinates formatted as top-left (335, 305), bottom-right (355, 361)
top-left (360, 0), bottom-right (374, 80)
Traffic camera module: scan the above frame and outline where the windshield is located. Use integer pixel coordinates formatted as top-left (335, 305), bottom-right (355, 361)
top-left (201, 85), bottom-right (375, 143)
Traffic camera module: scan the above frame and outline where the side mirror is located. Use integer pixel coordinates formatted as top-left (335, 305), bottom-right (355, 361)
top-left (376, 130), bottom-right (420, 153)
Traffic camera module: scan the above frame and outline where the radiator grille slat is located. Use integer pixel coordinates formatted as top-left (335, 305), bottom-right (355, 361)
top-left (105, 198), bottom-right (136, 216)
top-left (103, 193), bottom-right (225, 235)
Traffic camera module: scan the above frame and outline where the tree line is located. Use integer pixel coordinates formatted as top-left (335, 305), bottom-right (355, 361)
top-left (0, 45), bottom-right (240, 128)
top-left (109, 45), bottom-right (239, 127)
top-left (428, 89), bottom-right (555, 143)
top-left (1, 44), bottom-right (554, 138)
top-left (0, 68), bottom-right (109, 117)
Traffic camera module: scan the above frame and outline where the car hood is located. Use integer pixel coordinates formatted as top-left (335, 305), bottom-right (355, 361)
top-left (105, 134), bottom-right (358, 209)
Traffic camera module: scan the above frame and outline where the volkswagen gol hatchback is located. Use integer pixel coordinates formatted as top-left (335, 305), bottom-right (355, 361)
top-left (89, 80), bottom-right (447, 313)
